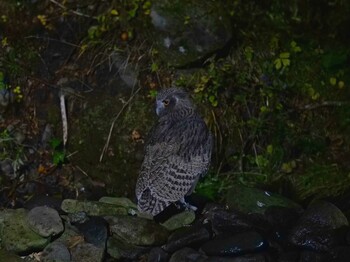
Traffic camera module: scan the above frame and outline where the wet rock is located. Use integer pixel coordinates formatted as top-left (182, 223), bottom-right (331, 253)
top-left (264, 206), bottom-right (300, 231)
top-left (202, 204), bottom-right (253, 236)
top-left (149, 0), bottom-right (232, 67)
top-left (206, 254), bottom-right (266, 262)
top-left (61, 199), bottom-right (128, 216)
top-left (161, 210), bottom-right (196, 231)
top-left (106, 215), bottom-right (169, 246)
top-left (289, 200), bottom-right (348, 252)
top-left (107, 237), bottom-right (149, 260)
top-left (27, 206), bottom-right (64, 237)
top-left (0, 249), bottom-right (22, 262)
top-left (163, 224), bottom-right (211, 253)
top-left (278, 251), bottom-right (300, 262)
top-left (226, 185), bottom-right (303, 215)
top-left (99, 196), bottom-right (138, 215)
top-left (148, 247), bottom-right (169, 262)
top-left (75, 216), bottom-right (108, 248)
top-left (0, 209), bottom-right (49, 254)
top-left (200, 231), bottom-right (268, 256)
top-left (70, 242), bottom-right (104, 262)
top-left (169, 247), bottom-right (207, 262)
top-left (41, 241), bottom-right (71, 262)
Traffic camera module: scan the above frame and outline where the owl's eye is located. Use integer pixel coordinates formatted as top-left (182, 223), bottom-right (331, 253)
top-left (162, 99), bottom-right (170, 106)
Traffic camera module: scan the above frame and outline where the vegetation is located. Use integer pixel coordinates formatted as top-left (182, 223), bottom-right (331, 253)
top-left (0, 0), bottom-right (350, 205)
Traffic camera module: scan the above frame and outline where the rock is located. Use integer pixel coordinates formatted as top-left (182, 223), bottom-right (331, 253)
top-left (202, 204), bottom-right (253, 236)
top-left (0, 209), bottom-right (49, 254)
top-left (70, 242), bottom-right (105, 262)
top-left (264, 206), bottom-right (300, 231)
top-left (0, 249), bottom-right (22, 262)
top-left (68, 211), bottom-right (89, 224)
top-left (200, 231), bottom-right (268, 256)
top-left (330, 246), bottom-right (350, 262)
top-left (161, 210), bottom-right (196, 231)
top-left (99, 196), bottom-right (138, 215)
top-left (148, 247), bottom-right (169, 262)
top-left (75, 216), bottom-right (108, 248)
top-left (27, 206), bottom-right (64, 237)
top-left (169, 247), bottom-right (207, 262)
top-left (149, 0), bottom-right (232, 67)
top-left (277, 251), bottom-right (301, 262)
top-left (61, 199), bottom-right (128, 216)
top-left (106, 215), bottom-right (169, 246)
top-left (289, 201), bottom-right (348, 252)
top-left (41, 241), bottom-right (71, 262)
top-left (163, 224), bottom-right (211, 253)
top-left (107, 237), bottom-right (149, 260)
top-left (226, 185), bottom-right (303, 215)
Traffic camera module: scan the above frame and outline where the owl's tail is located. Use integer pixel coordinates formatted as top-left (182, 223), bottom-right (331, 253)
top-left (137, 188), bottom-right (170, 216)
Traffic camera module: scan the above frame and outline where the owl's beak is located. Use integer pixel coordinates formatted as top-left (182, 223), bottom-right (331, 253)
top-left (156, 100), bottom-right (164, 116)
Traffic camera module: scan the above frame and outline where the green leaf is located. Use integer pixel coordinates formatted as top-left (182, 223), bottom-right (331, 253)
top-left (279, 52), bottom-right (290, 59)
top-left (274, 59), bottom-right (282, 70)
top-left (49, 138), bottom-right (62, 150)
top-left (329, 77), bottom-right (337, 86)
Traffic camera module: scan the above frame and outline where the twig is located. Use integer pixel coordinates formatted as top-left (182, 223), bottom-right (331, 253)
top-left (297, 101), bottom-right (350, 111)
top-left (59, 91), bottom-right (68, 146)
top-left (49, 0), bottom-right (96, 19)
top-left (99, 86), bottom-right (142, 162)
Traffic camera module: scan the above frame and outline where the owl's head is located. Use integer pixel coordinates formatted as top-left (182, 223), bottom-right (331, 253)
top-left (155, 88), bottom-right (193, 117)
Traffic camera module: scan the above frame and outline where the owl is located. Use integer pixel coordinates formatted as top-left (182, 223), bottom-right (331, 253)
top-left (135, 88), bottom-right (212, 216)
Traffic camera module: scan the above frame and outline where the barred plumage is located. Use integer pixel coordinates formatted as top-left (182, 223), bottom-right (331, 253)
top-left (135, 88), bottom-right (212, 216)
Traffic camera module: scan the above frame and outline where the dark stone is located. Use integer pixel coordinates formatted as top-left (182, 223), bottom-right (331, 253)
top-left (41, 241), bottom-right (71, 262)
top-left (201, 204), bottom-right (254, 237)
top-left (163, 224), bottom-right (211, 253)
top-left (76, 216), bottom-right (108, 248)
top-left (148, 247), bottom-right (169, 262)
top-left (200, 231), bottom-right (268, 256)
top-left (107, 237), bottom-right (150, 260)
top-left (106, 215), bottom-right (170, 246)
top-left (289, 201), bottom-right (348, 252)
top-left (149, 0), bottom-right (232, 67)
top-left (264, 206), bottom-right (300, 231)
top-left (226, 185), bottom-right (303, 215)
top-left (169, 247), bottom-right (207, 262)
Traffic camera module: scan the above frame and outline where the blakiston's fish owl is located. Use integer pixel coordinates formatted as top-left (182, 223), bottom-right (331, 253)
top-left (135, 88), bottom-right (212, 216)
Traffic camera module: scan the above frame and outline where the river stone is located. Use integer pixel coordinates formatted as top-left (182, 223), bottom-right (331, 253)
top-left (161, 210), bottom-right (196, 231)
top-left (289, 200), bottom-right (348, 251)
top-left (0, 209), bottom-right (49, 254)
top-left (70, 242), bottom-right (104, 262)
top-left (99, 196), bottom-right (138, 215)
top-left (169, 247), bottom-right (207, 262)
top-left (0, 249), bottom-right (22, 262)
top-left (27, 206), bottom-right (64, 237)
top-left (149, 0), bottom-right (232, 67)
top-left (105, 215), bottom-right (169, 246)
top-left (226, 185), bottom-right (303, 215)
top-left (163, 224), bottom-right (211, 253)
top-left (61, 199), bottom-right (128, 216)
top-left (107, 237), bottom-right (149, 260)
top-left (148, 247), bottom-right (169, 262)
top-left (41, 241), bottom-right (71, 262)
top-left (200, 231), bottom-right (268, 256)
top-left (202, 204), bottom-right (253, 236)
top-left (75, 216), bottom-right (108, 248)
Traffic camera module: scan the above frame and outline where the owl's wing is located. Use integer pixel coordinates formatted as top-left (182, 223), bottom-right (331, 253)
top-left (136, 117), bottom-right (212, 214)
